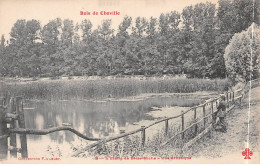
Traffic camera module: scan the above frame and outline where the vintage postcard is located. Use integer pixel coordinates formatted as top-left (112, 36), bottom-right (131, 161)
top-left (0, 0), bottom-right (259, 164)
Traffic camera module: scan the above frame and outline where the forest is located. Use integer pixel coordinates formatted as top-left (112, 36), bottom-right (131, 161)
top-left (0, 0), bottom-right (259, 79)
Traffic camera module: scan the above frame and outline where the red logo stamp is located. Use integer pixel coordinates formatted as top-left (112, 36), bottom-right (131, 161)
top-left (242, 148), bottom-right (253, 159)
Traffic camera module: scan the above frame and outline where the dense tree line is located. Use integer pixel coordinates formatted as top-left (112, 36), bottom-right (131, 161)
top-left (0, 0), bottom-right (259, 78)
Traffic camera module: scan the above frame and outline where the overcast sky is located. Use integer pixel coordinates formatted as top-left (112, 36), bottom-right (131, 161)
top-left (0, 0), bottom-right (218, 40)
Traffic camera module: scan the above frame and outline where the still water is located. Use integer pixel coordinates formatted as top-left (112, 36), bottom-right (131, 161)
top-left (22, 92), bottom-right (215, 157)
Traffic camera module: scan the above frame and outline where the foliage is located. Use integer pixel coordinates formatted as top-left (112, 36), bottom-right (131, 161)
top-left (224, 23), bottom-right (260, 82)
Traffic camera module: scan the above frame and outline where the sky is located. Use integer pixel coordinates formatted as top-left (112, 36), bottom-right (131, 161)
top-left (0, 0), bottom-right (219, 40)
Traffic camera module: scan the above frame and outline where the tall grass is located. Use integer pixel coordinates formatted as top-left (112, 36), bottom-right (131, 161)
top-left (75, 122), bottom-right (186, 158)
top-left (77, 116), bottom-right (212, 158)
top-left (0, 78), bottom-right (230, 100)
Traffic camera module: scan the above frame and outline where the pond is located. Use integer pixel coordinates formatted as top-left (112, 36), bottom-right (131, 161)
top-left (22, 92), bottom-right (217, 157)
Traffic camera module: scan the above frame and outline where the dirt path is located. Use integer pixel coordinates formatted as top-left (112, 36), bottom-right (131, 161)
top-left (184, 86), bottom-right (260, 163)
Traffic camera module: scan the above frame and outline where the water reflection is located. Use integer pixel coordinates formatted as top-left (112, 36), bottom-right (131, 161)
top-left (23, 93), bottom-right (213, 155)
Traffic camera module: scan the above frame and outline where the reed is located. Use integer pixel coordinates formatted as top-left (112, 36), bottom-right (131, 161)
top-left (0, 78), bottom-right (230, 100)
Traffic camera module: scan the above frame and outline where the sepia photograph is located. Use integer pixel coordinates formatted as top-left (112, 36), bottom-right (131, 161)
top-left (0, 0), bottom-right (259, 164)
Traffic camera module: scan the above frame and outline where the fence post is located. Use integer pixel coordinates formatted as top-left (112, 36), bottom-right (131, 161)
top-left (0, 99), bottom-right (8, 160)
top-left (194, 108), bottom-right (197, 135)
top-left (226, 93), bottom-right (229, 108)
top-left (165, 120), bottom-right (169, 137)
top-left (210, 101), bottom-right (214, 138)
top-left (203, 105), bottom-right (206, 130)
top-left (211, 101), bottom-right (216, 124)
top-left (0, 97), bottom-right (6, 106)
top-left (9, 97), bottom-right (17, 158)
top-left (16, 97), bottom-right (28, 158)
top-left (141, 126), bottom-right (146, 149)
top-left (181, 111), bottom-right (184, 140)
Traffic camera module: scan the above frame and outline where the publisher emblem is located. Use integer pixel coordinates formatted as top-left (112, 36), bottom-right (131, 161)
top-left (242, 148), bottom-right (253, 159)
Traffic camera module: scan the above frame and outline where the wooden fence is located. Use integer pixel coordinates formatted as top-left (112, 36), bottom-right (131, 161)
top-left (0, 78), bottom-right (259, 159)
top-left (0, 97), bottom-right (100, 159)
top-left (72, 78), bottom-right (260, 156)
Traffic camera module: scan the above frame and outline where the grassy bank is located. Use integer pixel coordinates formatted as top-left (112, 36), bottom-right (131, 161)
top-left (0, 78), bottom-right (230, 100)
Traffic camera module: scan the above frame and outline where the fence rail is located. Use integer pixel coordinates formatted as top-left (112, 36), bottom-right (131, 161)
top-left (9, 127), bottom-right (101, 141)
top-left (0, 78), bottom-right (259, 159)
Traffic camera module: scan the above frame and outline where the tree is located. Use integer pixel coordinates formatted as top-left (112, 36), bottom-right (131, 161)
top-left (81, 19), bottom-right (92, 42)
top-left (142, 17), bottom-right (160, 75)
top-left (7, 19), bottom-right (42, 77)
top-left (181, 6), bottom-right (194, 76)
top-left (157, 11), bottom-right (181, 74)
top-left (115, 16), bottom-right (132, 74)
top-left (127, 17), bottom-right (148, 75)
top-left (181, 2), bottom-right (217, 78)
top-left (61, 19), bottom-right (74, 47)
top-left (1, 35), bottom-right (5, 47)
top-left (41, 18), bottom-right (62, 50)
top-left (41, 18), bottom-right (63, 77)
top-left (224, 23), bottom-right (260, 83)
top-left (132, 17), bottom-right (148, 38)
top-left (0, 35), bottom-right (6, 76)
top-left (214, 0), bottom-right (259, 79)
top-left (233, 0), bottom-right (257, 33)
